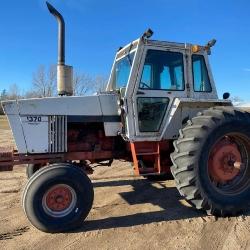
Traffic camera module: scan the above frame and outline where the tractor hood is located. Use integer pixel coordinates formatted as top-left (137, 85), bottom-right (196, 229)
top-left (2, 93), bottom-right (120, 154)
top-left (2, 93), bottom-right (119, 117)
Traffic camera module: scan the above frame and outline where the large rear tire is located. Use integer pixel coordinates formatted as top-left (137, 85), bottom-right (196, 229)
top-left (22, 163), bottom-right (94, 233)
top-left (171, 107), bottom-right (250, 216)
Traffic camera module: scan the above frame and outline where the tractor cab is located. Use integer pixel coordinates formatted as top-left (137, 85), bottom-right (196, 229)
top-left (107, 32), bottom-right (217, 99)
top-left (106, 31), bottom-right (218, 141)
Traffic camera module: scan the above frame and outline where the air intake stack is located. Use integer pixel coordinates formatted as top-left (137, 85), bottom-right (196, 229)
top-left (46, 2), bottom-right (73, 96)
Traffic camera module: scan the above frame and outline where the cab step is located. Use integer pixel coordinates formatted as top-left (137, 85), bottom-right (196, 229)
top-left (130, 142), bottom-right (161, 175)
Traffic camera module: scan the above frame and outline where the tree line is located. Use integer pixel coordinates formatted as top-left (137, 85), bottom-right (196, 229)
top-left (0, 65), bottom-right (107, 114)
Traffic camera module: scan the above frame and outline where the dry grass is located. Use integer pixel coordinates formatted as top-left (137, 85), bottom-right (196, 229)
top-left (243, 108), bottom-right (250, 112)
top-left (0, 116), bottom-right (9, 130)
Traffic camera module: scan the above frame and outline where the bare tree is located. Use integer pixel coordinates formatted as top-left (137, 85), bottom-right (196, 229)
top-left (0, 89), bottom-right (7, 114)
top-left (32, 65), bottom-right (57, 97)
top-left (47, 65), bottom-right (57, 97)
top-left (73, 72), bottom-right (93, 96)
top-left (24, 90), bottom-right (41, 99)
top-left (0, 85), bottom-right (22, 114)
top-left (93, 75), bottom-right (107, 93)
top-left (10, 64), bottom-right (108, 100)
top-left (7, 83), bottom-right (21, 99)
top-left (231, 96), bottom-right (243, 103)
top-left (73, 72), bottom-right (107, 96)
top-left (0, 89), bottom-right (7, 100)
top-left (32, 65), bottom-right (46, 97)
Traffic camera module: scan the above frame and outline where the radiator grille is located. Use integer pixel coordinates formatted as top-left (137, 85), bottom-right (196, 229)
top-left (49, 116), bottom-right (67, 153)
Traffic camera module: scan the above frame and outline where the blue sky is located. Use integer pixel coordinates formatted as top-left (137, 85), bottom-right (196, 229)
top-left (0, 0), bottom-right (250, 101)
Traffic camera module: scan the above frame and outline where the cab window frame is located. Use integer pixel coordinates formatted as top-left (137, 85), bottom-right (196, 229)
top-left (139, 50), bottom-right (186, 92)
top-left (192, 54), bottom-right (212, 93)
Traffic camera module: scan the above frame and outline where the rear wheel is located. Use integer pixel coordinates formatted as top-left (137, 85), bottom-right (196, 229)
top-left (171, 107), bottom-right (250, 216)
top-left (22, 163), bottom-right (94, 233)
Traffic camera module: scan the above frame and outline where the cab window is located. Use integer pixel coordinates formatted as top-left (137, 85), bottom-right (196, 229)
top-left (140, 50), bottom-right (185, 91)
top-left (114, 52), bottom-right (135, 89)
top-left (192, 54), bottom-right (212, 92)
top-left (137, 97), bottom-right (169, 132)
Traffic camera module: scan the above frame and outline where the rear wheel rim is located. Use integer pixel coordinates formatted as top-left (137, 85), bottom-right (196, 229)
top-left (208, 134), bottom-right (250, 195)
top-left (42, 184), bottom-right (77, 218)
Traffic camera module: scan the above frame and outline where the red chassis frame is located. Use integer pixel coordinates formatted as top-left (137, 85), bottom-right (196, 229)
top-left (0, 141), bottom-right (174, 176)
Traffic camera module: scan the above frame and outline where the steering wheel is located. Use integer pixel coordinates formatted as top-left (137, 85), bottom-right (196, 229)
top-left (140, 81), bottom-right (151, 89)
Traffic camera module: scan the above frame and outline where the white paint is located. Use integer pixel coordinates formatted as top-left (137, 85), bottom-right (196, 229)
top-left (2, 37), bottom-right (233, 155)
top-left (21, 116), bottom-right (49, 153)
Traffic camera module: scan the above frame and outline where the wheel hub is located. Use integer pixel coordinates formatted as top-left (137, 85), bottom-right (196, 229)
top-left (209, 140), bottom-right (242, 183)
top-left (42, 184), bottom-right (77, 217)
top-left (46, 186), bottom-right (73, 211)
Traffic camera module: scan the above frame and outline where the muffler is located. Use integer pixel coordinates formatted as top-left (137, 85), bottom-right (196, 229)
top-left (46, 2), bottom-right (73, 96)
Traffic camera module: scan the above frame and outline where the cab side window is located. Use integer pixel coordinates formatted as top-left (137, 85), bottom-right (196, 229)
top-left (192, 54), bottom-right (212, 92)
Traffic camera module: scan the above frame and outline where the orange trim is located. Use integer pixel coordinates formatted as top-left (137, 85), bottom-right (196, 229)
top-left (0, 150), bottom-right (114, 171)
top-left (130, 142), bottom-right (162, 176)
top-left (130, 142), bottom-right (140, 175)
top-left (154, 143), bottom-right (161, 173)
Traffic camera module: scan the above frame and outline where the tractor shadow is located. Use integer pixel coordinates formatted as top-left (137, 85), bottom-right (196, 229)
top-left (74, 178), bottom-right (207, 233)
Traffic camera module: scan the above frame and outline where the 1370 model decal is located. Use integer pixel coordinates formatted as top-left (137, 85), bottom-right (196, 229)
top-left (26, 116), bottom-right (42, 123)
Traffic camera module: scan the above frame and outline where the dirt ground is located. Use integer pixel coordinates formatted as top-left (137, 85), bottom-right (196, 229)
top-left (0, 115), bottom-right (250, 250)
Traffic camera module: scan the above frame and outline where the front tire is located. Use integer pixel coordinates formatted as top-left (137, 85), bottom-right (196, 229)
top-left (171, 107), bottom-right (250, 216)
top-left (26, 164), bottom-right (42, 178)
top-left (22, 163), bottom-right (94, 233)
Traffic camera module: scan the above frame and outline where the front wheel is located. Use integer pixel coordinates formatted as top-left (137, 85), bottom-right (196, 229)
top-left (171, 107), bottom-right (250, 216)
top-left (22, 163), bottom-right (94, 233)
top-left (26, 164), bottom-right (42, 178)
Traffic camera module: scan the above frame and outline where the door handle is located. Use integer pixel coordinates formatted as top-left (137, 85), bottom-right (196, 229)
top-left (136, 91), bottom-right (145, 95)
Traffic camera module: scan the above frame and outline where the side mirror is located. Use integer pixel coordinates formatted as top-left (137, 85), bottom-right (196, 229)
top-left (223, 92), bottom-right (230, 100)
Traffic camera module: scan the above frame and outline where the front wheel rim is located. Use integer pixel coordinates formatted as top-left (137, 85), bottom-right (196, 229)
top-left (42, 184), bottom-right (77, 218)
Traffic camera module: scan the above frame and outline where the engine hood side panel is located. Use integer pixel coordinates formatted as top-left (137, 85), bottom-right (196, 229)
top-left (17, 96), bottom-right (102, 116)
top-left (2, 94), bottom-right (121, 154)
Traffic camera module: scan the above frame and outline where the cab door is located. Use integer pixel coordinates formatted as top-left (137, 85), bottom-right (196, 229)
top-left (131, 46), bottom-right (188, 140)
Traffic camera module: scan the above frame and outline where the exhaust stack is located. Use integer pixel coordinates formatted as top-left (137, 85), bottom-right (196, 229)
top-left (46, 2), bottom-right (73, 96)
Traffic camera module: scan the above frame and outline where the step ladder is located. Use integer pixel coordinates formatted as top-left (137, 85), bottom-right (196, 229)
top-left (130, 142), bottom-right (161, 176)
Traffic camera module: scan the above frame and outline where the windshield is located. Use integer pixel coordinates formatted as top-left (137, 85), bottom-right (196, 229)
top-left (113, 52), bottom-right (135, 89)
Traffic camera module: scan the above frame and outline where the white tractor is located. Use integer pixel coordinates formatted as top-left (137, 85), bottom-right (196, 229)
top-left (1, 2), bottom-right (250, 233)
